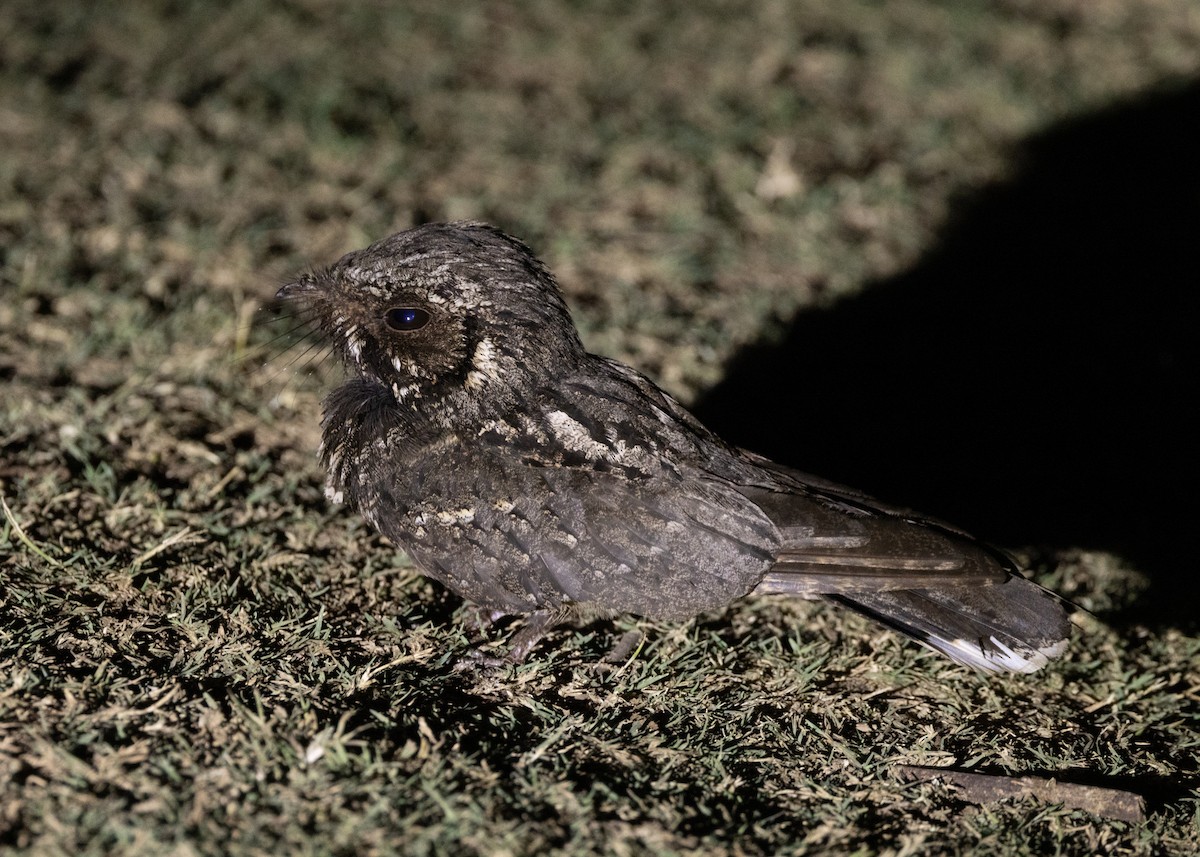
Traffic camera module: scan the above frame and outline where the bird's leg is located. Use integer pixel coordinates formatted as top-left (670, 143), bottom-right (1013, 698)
top-left (507, 607), bottom-right (641, 664)
top-left (502, 608), bottom-right (568, 663)
top-left (454, 608), bottom-right (569, 670)
top-left (458, 605), bottom-right (509, 642)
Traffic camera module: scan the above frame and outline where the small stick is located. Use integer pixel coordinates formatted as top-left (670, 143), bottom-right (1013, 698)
top-left (897, 765), bottom-right (1146, 823)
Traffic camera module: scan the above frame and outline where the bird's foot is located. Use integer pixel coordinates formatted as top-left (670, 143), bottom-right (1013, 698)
top-left (458, 606), bottom-right (509, 641)
top-left (453, 609), bottom-right (562, 671)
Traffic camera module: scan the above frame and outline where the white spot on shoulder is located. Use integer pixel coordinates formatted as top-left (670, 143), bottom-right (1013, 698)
top-left (546, 410), bottom-right (609, 460)
top-left (324, 485), bottom-right (344, 504)
top-left (435, 508), bottom-right (476, 526)
top-left (478, 419), bottom-right (518, 440)
top-left (542, 410), bottom-right (657, 472)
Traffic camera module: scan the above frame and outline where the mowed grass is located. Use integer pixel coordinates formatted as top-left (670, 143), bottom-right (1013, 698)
top-left (2, 1), bottom-right (1200, 854)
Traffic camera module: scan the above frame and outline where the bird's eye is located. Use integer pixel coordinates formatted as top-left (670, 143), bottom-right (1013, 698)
top-left (384, 307), bottom-right (430, 331)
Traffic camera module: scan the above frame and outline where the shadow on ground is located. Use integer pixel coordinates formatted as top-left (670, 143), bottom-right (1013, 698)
top-left (694, 80), bottom-right (1200, 629)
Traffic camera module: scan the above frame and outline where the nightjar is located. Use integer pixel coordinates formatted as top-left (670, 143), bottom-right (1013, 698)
top-left (278, 221), bottom-right (1071, 672)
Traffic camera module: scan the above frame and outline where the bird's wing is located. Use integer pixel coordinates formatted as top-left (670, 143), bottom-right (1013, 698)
top-left (374, 430), bottom-right (781, 620)
top-left (739, 481), bottom-right (1011, 596)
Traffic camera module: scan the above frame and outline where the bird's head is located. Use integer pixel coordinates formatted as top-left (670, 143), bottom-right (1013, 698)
top-left (278, 222), bottom-right (585, 412)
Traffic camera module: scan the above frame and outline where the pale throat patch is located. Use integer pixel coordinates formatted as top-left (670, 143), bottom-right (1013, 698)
top-left (465, 337), bottom-right (501, 389)
top-left (344, 326), bottom-right (364, 364)
top-left (391, 380), bottom-right (418, 401)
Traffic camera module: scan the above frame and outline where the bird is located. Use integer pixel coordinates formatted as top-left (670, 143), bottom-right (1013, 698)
top-left (277, 221), bottom-right (1072, 673)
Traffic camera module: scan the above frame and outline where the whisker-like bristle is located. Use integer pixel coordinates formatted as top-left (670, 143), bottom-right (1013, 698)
top-left (245, 317), bottom-right (315, 358)
top-left (242, 297), bottom-right (340, 395)
top-left (283, 336), bottom-right (331, 370)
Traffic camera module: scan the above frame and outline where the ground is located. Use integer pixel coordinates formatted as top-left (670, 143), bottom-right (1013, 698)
top-left (2, 1), bottom-right (1199, 854)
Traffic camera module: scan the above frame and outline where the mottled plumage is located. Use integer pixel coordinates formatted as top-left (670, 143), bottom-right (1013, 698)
top-left (279, 222), bottom-right (1072, 672)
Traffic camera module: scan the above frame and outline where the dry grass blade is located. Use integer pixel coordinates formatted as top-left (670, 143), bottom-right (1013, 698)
top-left (129, 527), bottom-right (206, 569)
top-left (1, 490), bottom-right (61, 567)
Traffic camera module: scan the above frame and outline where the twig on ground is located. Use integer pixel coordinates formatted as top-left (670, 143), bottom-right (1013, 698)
top-left (897, 765), bottom-right (1146, 823)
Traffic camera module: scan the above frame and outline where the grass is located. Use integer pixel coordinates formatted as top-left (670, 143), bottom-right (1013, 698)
top-left (2, 0), bottom-right (1199, 854)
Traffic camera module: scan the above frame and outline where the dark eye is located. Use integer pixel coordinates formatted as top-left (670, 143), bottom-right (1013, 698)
top-left (384, 307), bottom-right (430, 331)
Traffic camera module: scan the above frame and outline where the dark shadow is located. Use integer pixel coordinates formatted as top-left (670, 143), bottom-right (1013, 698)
top-left (694, 79), bottom-right (1200, 629)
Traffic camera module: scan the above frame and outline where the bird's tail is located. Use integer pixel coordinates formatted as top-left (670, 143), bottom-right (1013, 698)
top-left (741, 477), bottom-right (1073, 674)
top-left (828, 577), bottom-right (1072, 674)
